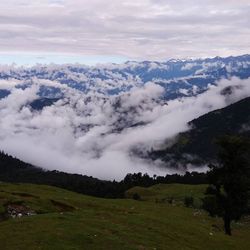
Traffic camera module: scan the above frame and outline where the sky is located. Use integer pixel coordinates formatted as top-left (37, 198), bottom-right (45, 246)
top-left (0, 0), bottom-right (250, 65)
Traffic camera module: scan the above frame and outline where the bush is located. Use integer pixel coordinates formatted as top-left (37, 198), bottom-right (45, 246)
top-left (202, 195), bottom-right (221, 217)
top-left (132, 193), bottom-right (141, 201)
top-left (184, 196), bottom-right (194, 207)
top-left (167, 197), bottom-right (174, 204)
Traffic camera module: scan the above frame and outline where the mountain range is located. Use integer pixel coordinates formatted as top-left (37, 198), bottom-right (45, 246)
top-left (0, 54), bottom-right (250, 101)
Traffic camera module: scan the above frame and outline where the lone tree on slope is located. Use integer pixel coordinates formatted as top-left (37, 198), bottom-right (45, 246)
top-left (203, 136), bottom-right (250, 235)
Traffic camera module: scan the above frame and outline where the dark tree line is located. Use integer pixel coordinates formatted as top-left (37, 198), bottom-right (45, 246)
top-left (0, 150), bottom-right (207, 198)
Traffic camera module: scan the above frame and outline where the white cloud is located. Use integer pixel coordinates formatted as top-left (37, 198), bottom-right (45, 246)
top-left (0, 79), bottom-right (21, 90)
top-left (0, 74), bottom-right (250, 180)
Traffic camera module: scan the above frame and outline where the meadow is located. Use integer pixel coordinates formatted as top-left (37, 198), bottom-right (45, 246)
top-left (0, 182), bottom-right (249, 250)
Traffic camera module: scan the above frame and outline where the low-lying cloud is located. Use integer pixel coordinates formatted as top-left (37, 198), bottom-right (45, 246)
top-left (0, 76), bottom-right (250, 180)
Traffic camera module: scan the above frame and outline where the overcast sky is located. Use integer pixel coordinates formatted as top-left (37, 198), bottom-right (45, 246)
top-left (0, 0), bottom-right (250, 64)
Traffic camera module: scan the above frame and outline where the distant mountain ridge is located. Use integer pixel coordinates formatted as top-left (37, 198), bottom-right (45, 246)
top-left (0, 54), bottom-right (250, 101)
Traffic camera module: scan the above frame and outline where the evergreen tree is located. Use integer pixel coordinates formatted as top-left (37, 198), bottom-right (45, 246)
top-left (203, 136), bottom-right (250, 235)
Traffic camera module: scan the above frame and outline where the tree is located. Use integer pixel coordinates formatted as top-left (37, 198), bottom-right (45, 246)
top-left (203, 136), bottom-right (250, 235)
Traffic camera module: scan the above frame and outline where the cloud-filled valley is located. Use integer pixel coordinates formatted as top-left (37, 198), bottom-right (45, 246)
top-left (0, 56), bottom-right (250, 180)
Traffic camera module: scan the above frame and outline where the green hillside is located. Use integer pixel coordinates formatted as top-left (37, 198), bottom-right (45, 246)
top-left (125, 183), bottom-right (207, 207)
top-left (0, 182), bottom-right (250, 250)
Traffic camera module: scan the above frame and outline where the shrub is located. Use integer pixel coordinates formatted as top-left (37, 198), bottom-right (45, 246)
top-left (184, 196), bottom-right (194, 207)
top-left (132, 193), bottom-right (141, 201)
top-left (167, 197), bottom-right (174, 204)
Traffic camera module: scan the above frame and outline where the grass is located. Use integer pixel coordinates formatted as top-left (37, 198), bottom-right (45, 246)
top-left (0, 182), bottom-right (249, 250)
top-left (125, 183), bottom-right (207, 207)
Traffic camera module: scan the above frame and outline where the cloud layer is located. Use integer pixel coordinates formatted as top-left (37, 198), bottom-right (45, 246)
top-left (0, 0), bottom-right (249, 60)
top-left (0, 73), bottom-right (250, 180)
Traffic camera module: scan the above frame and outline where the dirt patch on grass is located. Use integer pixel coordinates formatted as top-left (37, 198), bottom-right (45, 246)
top-left (11, 192), bottom-right (39, 199)
top-left (5, 202), bottom-right (36, 218)
top-left (50, 200), bottom-right (75, 212)
top-left (0, 202), bottom-right (36, 221)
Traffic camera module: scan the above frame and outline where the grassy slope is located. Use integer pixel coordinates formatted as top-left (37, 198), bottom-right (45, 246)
top-left (125, 184), bottom-right (208, 207)
top-left (0, 182), bottom-right (249, 250)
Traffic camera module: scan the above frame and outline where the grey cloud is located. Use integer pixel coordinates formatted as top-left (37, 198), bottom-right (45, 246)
top-left (0, 0), bottom-right (249, 59)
